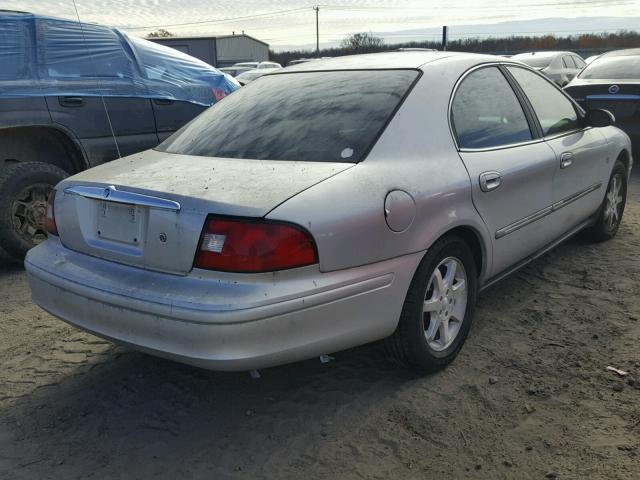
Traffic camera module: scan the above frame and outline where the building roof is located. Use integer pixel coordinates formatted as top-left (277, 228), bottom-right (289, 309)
top-left (150, 33), bottom-right (269, 48)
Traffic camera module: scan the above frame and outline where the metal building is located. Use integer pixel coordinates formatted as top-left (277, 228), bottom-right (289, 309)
top-left (149, 34), bottom-right (269, 67)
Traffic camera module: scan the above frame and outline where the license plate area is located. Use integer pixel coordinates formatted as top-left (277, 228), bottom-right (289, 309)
top-left (96, 201), bottom-right (144, 245)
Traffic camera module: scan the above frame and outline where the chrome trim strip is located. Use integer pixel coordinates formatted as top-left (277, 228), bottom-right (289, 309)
top-left (481, 216), bottom-right (595, 292)
top-left (496, 206), bottom-right (553, 239)
top-left (64, 185), bottom-right (181, 211)
top-left (552, 182), bottom-right (601, 211)
top-left (459, 138), bottom-right (544, 153)
top-left (495, 182), bottom-right (602, 239)
top-left (586, 94), bottom-right (640, 101)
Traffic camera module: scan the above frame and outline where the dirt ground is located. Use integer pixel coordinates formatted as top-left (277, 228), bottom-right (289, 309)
top-left (1, 172), bottom-right (639, 480)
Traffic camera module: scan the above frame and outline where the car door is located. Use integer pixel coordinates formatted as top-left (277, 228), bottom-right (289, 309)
top-left (506, 66), bottom-right (610, 231)
top-left (39, 19), bottom-right (157, 165)
top-left (451, 65), bottom-right (559, 277)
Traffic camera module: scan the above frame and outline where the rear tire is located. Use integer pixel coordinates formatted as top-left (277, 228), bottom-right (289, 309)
top-left (585, 160), bottom-right (627, 242)
top-left (385, 235), bottom-right (478, 372)
top-left (0, 162), bottom-right (68, 260)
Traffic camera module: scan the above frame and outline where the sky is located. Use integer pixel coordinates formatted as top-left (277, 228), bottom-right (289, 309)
top-left (5, 0), bottom-right (640, 50)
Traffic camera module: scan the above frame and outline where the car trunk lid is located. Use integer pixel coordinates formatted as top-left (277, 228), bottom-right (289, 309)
top-left (565, 81), bottom-right (640, 120)
top-left (54, 150), bottom-right (352, 275)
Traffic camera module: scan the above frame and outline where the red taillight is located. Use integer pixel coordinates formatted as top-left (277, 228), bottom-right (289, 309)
top-left (45, 190), bottom-right (58, 236)
top-left (195, 217), bottom-right (317, 273)
top-left (212, 88), bottom-right (227, 102)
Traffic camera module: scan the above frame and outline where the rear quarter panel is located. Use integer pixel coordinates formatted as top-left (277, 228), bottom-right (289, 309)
top-left (267, 60), bottom-right (493, 277)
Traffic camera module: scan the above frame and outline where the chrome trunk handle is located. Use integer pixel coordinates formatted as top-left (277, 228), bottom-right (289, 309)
top-left (64, 185), bottom-right (181, 211)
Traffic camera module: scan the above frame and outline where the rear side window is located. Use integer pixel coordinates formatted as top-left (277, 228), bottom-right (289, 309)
top-left (562, 56), bottom-right (575, 68)
top-left (451, 67), bottom-right (532, 149)
top-left (573, 56), bottom-right (586, 68)
top-left (0, 19), bottom-right (30, 80)
top-left (40, 20), bottom-right (131, 79)
top-left (158, 69), bottom-right (419, 162)
top-left (507, 66), bottom-right (580, 136)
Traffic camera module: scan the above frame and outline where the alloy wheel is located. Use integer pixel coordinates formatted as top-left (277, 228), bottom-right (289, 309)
top-left (604, 173), bottom-right (624, 231)
top-left (423, 256), bottom-right (468, 351)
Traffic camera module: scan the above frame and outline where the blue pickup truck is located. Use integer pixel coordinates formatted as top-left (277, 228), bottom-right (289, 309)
top-left (0, 10), bottom-right (238, 260)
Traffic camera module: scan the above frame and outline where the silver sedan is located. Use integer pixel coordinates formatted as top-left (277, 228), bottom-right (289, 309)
top-left (25, 52), bottom-right (632, 372)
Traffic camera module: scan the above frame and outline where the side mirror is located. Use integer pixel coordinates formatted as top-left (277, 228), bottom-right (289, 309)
top-left (585, 108), bottom-right (615, 127)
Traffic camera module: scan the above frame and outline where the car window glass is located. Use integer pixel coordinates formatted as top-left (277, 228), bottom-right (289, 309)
top-left (578, 54), bottom-right (640, 79)
top-left (573, 56), bottom-right (586, 68)
top-left (158, 69), bottom-right (419, 162)
top-left (451, 67), bottom-right (532, 149)
top-left (40, 20), bottom-right (131, 79)
top-left (0, 18), bottom-right (30, 80)
top-left (507, 66), bottom-right (580, 136)
top-left (563, 56), bottom-right (576, 68)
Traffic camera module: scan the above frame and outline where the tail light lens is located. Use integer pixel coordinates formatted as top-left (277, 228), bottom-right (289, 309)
top-left (212, 87), bottom-right (227, 102)
top-left (45, 190), bottom-right (58, 236)
top-left (195, 217), bottom-right (317, 273)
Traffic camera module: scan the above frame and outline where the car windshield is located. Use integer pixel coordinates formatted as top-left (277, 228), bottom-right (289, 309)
top-left (513, 55), bottom-right (554, 68)
top-left (578, 53), bottom-right (640, 79)
top-left (157, 69), bottom-right (419, 162)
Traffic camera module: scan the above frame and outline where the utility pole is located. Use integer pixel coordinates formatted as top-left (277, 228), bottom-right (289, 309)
top-left (313, 5), bottom-right (319, 57)
top-left (442, 25), bottom-right (448, 51)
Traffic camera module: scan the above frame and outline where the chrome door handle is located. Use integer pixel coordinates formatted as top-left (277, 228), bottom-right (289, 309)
top-left (560, 152), bottom-right (574, 169)
top-left (479, 171), bottom-right (502, 192)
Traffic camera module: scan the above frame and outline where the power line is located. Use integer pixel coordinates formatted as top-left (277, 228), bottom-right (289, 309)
top-left (119, 6), bottom-right (312, 31)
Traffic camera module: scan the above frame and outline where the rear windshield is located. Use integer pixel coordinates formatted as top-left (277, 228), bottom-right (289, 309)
top-left (157, 69), bottom-right (419, 162)
top-left (513, 55), bottom-right (553, 68)
top-left (578, 54), bottom-right (640, 79)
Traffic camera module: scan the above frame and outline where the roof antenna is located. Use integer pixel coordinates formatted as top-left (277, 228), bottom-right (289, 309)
top-left (71, 0), bottom-right (121, 159)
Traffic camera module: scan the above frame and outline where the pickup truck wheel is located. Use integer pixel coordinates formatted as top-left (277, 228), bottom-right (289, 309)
top-left (0, 162), bottom-right (68, 260)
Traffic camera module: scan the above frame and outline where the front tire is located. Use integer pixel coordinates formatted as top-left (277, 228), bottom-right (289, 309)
top-left (385, 235), bottom-right (478, 372)
top-left (0, 162), bottom-right (68, 260)
top-left (585, 160), bottom-right (627, 242)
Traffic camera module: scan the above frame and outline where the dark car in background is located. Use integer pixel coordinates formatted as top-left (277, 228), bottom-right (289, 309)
top-left (512, 51), bottom-right (586, 86)
top-left (565, 49), bottom-right (640, 152)
top-left (0, 11), bottom-right (238, 260)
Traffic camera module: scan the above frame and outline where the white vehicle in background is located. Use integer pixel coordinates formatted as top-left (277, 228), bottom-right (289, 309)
top-left (220, 61), bottom-right (282, 77)
top-left (511, 51), bottom-right (586, 86)
top-left (584, 55), bottom-right (601, 65)
top-left (236, 67), bottom-right (282, 85)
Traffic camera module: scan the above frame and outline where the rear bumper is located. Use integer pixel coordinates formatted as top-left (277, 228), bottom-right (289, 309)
top-left (25, 239), bottom-right (422, 370)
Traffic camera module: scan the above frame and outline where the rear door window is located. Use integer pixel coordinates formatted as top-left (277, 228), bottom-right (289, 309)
top-left (451, 66), bottom-right (533, 149)
top-left (158, 69), bottom-right (419, 162)
top-left (39, 20), bottom-right (131, 79)
top-left (507, 66), bottom-right (580, 136)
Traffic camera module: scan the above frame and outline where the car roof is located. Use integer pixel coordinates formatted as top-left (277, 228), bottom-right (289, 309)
top-left (601, 48), bottom-right (640, 58)
top-left (511, 51), bottom-right (575, 59)
top-left (281, 51), bottom-right (501, 72)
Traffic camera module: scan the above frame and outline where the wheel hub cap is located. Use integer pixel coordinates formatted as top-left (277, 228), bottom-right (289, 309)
top-left (604, 173), bottom-right (623, 231)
